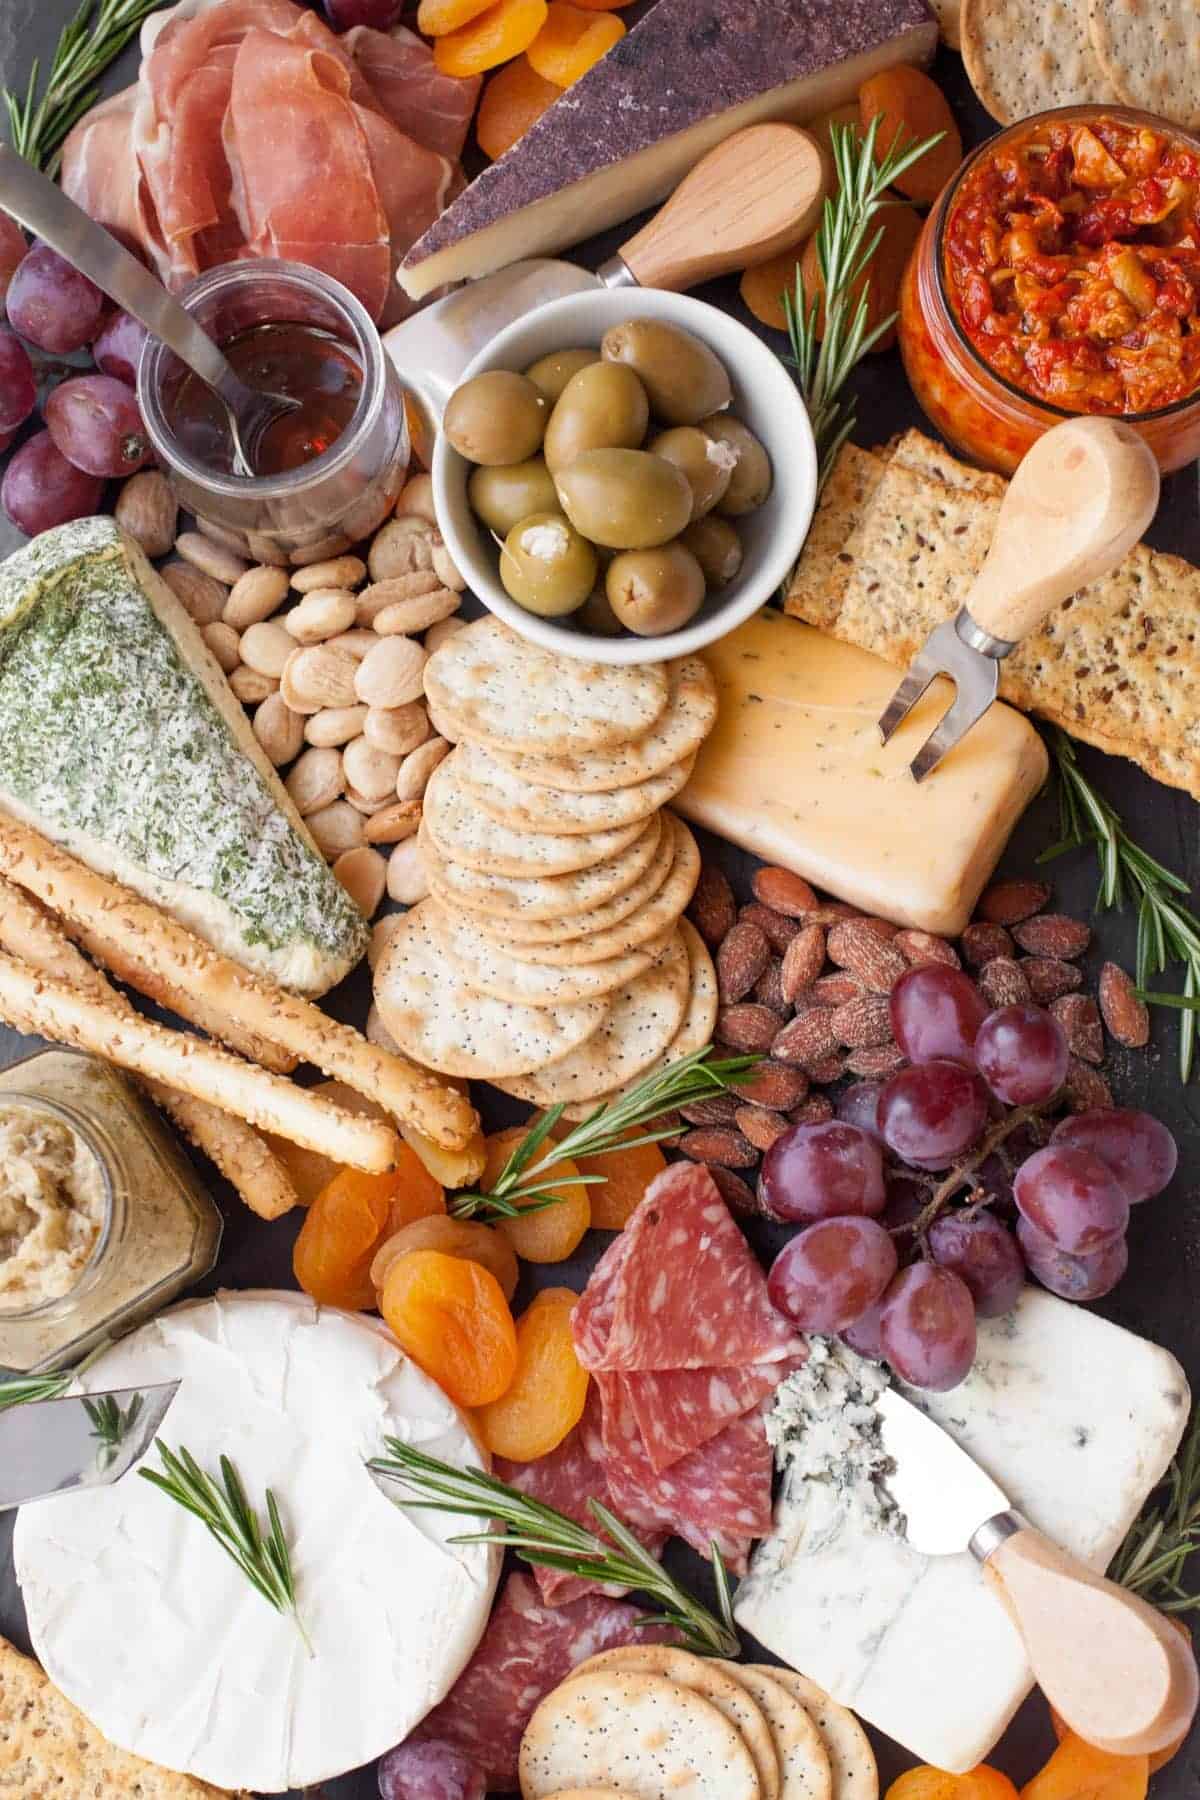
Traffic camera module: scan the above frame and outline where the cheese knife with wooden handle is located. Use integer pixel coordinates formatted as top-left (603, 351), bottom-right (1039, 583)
top-left (877, 1384), bottom-right (1199, 1757)
top-left (878, 416), bottom-right (1161, 779)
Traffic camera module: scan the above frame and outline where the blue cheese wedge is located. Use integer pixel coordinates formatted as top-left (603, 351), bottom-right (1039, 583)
top-left (0, 519), bottom-right (367, 995)
top-left (736, 1290), bottom-right (1190, 1774)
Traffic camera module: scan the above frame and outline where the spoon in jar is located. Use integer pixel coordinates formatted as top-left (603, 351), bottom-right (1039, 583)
top-left (0, 143), bottom-right (299, 476)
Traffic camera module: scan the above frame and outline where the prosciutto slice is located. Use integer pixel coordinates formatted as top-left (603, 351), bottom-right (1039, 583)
top-left (60, 88), bottom-right (163, 266)
top-left (341, 24), bottom-right (481, 160)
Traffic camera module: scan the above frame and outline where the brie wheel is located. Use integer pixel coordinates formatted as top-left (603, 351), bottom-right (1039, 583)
top-left (15, 1290), bottom-right (499, 1792)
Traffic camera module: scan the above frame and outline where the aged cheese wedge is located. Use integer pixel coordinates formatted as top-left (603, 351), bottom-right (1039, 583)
top-left (677, 611), bottom-right (1047, 938)
top-left (734, 1289), bottom-right (1190, 1775)
top-left (399, 0), bottom-right (936, 298)
top-left (0, 519), bottom-right (366, 994)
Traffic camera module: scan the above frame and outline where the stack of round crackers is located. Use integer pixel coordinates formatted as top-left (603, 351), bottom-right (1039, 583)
top-left (373, 619), bottom-right (720, 1110)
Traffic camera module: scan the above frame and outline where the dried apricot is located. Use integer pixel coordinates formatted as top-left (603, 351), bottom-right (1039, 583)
top-left (859, 65), bottom-right (962, 206)
top-left (433, 0), bottom-right (548, 77)
top-left (476, 1287), bottom-right (588, 1459)
top-left (484, 1127), bottom-right (591, 1262)
top-left (382, 1140), bottom-right (447, 1233)
top-left (418, 0), bottom-right (495, 33)
top-left (887, 1770), bottom-right (1020, 1800)
top-left (740, 245), bottom-right (806, 332)
top-left (573, 1125), bottom-right (667, 1230)
top-left (293, 1168), bottom-right (394, 1310)
top-left (526, 2), bottom-right (624, 87)
top-left (567, 0), bottom-right (635, 10)
top-left (380, 1249), bottom-right (517, 1407)
top-left (476, 56), bottom-right (561, 160)
top-left (1022, 1733), bottom-right (1148, 1800)
top-left (798, 197), bottom-right (922, 351)
top-left (370, 1214), bottom-right (519, 1301)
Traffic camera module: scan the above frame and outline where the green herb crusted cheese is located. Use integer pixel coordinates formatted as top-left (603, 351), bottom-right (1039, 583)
top-left (0, 518), bottom-right (367, 993)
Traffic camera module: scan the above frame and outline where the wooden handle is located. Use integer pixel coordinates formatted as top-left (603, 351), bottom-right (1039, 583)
top-left (964, 417), bottom-right (1160, 644)
top-left (617, 123), bottom-right (828, 292)
top-left (983, 1526), bottom-right (1198, 1757)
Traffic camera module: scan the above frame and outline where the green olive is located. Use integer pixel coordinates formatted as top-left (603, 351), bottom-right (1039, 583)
top-left (605, 542), bottom-right (707, 636)
top-left (468, 457), bottom-right (558, 536)
top-left (576, 584), bottom-right (624, 636)
top-left (554, 448), bottom-right (692, 550)
top-left (701, 413), bottom-right (773, 514)
top-left (523, 347), bottom-right (601, 405)
top-left (499, 512), bottom-right (597, 617)
top-left (444, 370), bottom-right (547, 466)
top-left (543, 362), bottom-right (650, 473)
top-left (681, 515), bottom-right (744, 587)
top-left (601, 319), bottom-right (732, 426)
top-left (649, 425), bottom-right (735, 521)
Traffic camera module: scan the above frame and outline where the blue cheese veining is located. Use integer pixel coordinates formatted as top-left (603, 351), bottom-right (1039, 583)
top-left (768, 1336), bottom-right (904, 1538)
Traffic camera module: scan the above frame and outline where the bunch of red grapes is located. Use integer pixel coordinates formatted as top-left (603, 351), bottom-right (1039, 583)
top-left (0, 218), bottom-right (152, 537)
top-left (762, 962), bottom-right (1177, 1392)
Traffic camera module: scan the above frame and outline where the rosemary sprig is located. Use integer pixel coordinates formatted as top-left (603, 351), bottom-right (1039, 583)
top-left (784, 118), bottom-right (945, 488)
top-left (1110, 1406), bottom-right (1200, 1617)
top-left (83, 1390), bottom-right (143, 1457)
top-left (1041, 730), bottom-right (1200, 1081)
top-left (450, 1046), bottom-right (758, 1221)
top-left (0, 1338), bottom-right (113, 1412)
top-left (4, 0), bottom-right (167, 176)
top-left (140, 1445), bottom-right (313, 1656)
top-left (369, 1438), bottom-right (739, 1657)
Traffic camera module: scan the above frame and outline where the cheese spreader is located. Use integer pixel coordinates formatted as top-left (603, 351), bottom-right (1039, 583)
top-left (878, 416), bottom-right (1161, 780)
top-left (0, 1381), bottom-right (179, 1510)
top-left (877, 1384), bottom-right (1198, 1758)
top-left (384, 121), bottom-right (827, 451)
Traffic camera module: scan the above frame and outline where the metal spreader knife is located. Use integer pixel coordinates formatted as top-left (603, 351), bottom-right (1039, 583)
top-left (0, 1381), bottom-right (180, 1510)
top-left (877, 1385), bottom-right (1199, 1758)
top-left (878, 416), bottom-right (1160, 780)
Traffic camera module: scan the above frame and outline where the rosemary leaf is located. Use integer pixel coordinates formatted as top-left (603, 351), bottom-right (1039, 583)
top-left (0, 1370), bottom-right (74, 1412)
top-left (4, 0), bottom-right (167, 176)
top-left (1110, 1407), bottom-right (1200, 1617)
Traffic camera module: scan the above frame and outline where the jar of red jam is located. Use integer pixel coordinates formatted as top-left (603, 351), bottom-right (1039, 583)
top-left (899, 105), bottom-right (1200, 475)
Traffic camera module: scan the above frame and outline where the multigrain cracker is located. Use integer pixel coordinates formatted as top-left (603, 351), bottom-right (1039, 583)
top-left (1088, 0), bottom-right (1200, 129)
top-left (422, 753), bottom-right (646, 877)
top-left (961, 0), bottom-right (1114, 122)
top-left (780, 444), bottom-right (888, 635)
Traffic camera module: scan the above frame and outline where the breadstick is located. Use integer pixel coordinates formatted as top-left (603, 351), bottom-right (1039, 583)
top-left (0, 881), bottom-right (298, 1220)
top-left (0, 952), bottom-right (400, 1173)
top-left (0, 813), bottom-right (477, 1151)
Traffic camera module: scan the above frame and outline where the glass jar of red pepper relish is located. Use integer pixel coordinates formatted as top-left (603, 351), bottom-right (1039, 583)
top-left (898, 105), bottom-right (1200, 475)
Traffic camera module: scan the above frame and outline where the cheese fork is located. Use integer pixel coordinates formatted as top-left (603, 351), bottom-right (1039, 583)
top-left (878, 416), bottom-right (1160, 780)
top-left (877, 1385), bottom-right (1198, 1758)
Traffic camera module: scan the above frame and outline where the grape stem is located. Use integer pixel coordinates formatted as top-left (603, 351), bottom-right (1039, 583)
top-left (897, 1104), bottom-right (1050, 1248)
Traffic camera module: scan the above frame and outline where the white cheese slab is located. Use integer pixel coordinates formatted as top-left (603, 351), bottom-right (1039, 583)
top-left (734, 1289), bottom-right (1190, 1773)
top-left (15, 1291), bottom-right (500, 1793)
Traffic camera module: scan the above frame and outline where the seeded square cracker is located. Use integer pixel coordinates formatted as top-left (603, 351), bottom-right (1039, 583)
top-left (1088, 0), bottom-right (1200, 130)
top-left (961, 0), bottom-right (1115, 124)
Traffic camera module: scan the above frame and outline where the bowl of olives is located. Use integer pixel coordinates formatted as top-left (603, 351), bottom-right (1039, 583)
top-left (432, 288), bottom-right (817, 664)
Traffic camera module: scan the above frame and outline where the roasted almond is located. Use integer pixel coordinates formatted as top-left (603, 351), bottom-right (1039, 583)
top-left (1050, 993), bottom-right (1105, 1064)
top-left (751, 866), bottom-right (819, 918)
top-left (789, 1094), bottom-right (835, 1125)
top-left (772, 1008), bottom-right (839, 1067)
top-left (806, 1051), bottom-right (848, 1084)
top-left (717, 921), bottom-right (771, 1003)
top-left (1012, 913), bottom-right (1091, 959)
top-left (738, 900), bottom-right (801, 953)
top-left (706, 1165), bottom-right (759, 1216)
top-left (688, 864), bottom-right (737, 947)
top-left (831, 993), bottom-right (894, 1049)
top-left (1064, 1057), bottom-right (1115, 1113)
top-left (978, 878), bottom-right (1050, 925)
top-left (734, 1060), bottom-right (809, 1111)
top-left (978, 956), bottom-right (1033, 1009)
top-left (1098, 961), bottom-right (1150, 1048)
top-left (735, 1105), bottom-right (789, 1152)
top-left (894, 928), bottom-right (960, 969)
top-left (161, 559), bottom-right (227, 626)
top-left (961, 921), bottom-right (1016, 967)
top-left (679, 1093), bottom-right (741, 1128)
top-left (781, 924), bottom-right (826, 1002)
top-left (804, 902), bottom-right (864, 926)
top-left (845, 1043), bottom-right (907, 1078)
top-left (811, 972), bottom-right (863, 1007)
top-left (678, 1127), bottom-right (758, 1170)
top-left (826, 919), bottom-right (908, 991)
top-left (716, 1003), bottom-right (782, 1054)
top-left (752, 958), bottom-right (789, 1015)
top-left (1021, 956), bottom-right (1083, 1003)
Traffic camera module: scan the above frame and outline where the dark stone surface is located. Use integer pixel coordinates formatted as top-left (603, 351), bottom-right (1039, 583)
top-left (0, 15), bottom-right (1197, 1799)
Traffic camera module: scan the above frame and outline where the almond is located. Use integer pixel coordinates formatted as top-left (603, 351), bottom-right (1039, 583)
top-left (706, 1166), bottom-right (759, 1216)
top-left (978, 956), bottom-right (1032, 1008)
top-left (202, 622), bottom-right (240, 673)
top-left (961, 921), bottom-right (1015, 967)
top-left (115, 470), bottom-right (177, 558)
top-left (688, 865), bottom-right (737, 947)
top-left (332, 845), bottom-right (387, 919)
top-left (831, 993), bottom-right (894, 1048)
top-left (811, 972), bottom-right (863, 1007)
top-left (716, 921), bottom-right (771, 1003)
top-left (1097, 961), bottom-right (1150, 1048)
top-left (772, 1007), bottom-right (839, 1067)
top-left (1021, 956), bottom-right (1083, 1003)
top-left (387, 837), bottom-right (430, 905)
top-left (679, 1093), bottom-right (741, 1128)
top-left (1064, 1057), bottom-right (1115, 1112)
top-left (292, 555), bottom-right (367, 594)
top-left (285, 588), bottom-right (358, 644)
top-left (735, 1061), bottom-right (809, 1110)
top-left (752, 958), bottom-right (788, 1015)
top-left (845, 1043), bottom-right (907, 1078)
top-left (1050, 994), bottom-right (1105, 1064)
top-left (806, 1051), bottom-right (848, 1084)
top-left (716, 1003), bottom-right (782, 1054)
top-left (978, 878), bottom-right (1050, 925)
top-left (735, 1106), bottom-right (789, 1152)
top-left (224, 563), bottom-right (290, 630)
top-left (1012, 914), bottom-right (1091, 959)
top-left (804, 902), bottom-right (864, 926)
top-left (826, 919), bottom-right (907, 991)
top-left (789, 1094), bottom-right (835, 1125)
top-left (364, 799), bottom-right (423, 845)
top-left (175, 530), bottom-right (250, 586)
top-left (161, 560), bottom-right (227, 626)
top-left (894, 928), bottom-right (960, 969)
top-left (781, 924), bottom-right (826, 1002)
top-left (251, 691), bottom-right (304, 767)
top-left (751, 866), bottom-right (819, 918)
top-left (738, 900), bottom-right (801, 953)
top-left (368, 515), bottom-right (440, 582)
top-left (678, 1127), bottom-right (758, 1169)
top-left (396, 473), bottom-right (438, 524)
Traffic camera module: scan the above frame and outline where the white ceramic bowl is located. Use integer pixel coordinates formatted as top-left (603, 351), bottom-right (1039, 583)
top-left (433, 288), bottom-right (817, 666)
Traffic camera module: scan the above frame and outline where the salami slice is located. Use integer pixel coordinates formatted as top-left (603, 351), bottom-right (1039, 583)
top-left (378, 1740), bottom-right (486, 1800)
top-left (623, 1359), bottom-right (795, 1474)
top-left (570, 1228), bottom-right (632, 1371)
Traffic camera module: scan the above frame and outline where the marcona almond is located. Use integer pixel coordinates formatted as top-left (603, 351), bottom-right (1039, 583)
top-left (161, 560), bottom-right (227, 625)
top-left (244, 530), bottom-right (288, 568)
top-left (431, 543), bottom-right (465, 592)
top-left (281, 644), bottom-right (360, 713)
top-left (305, 705), bottom-right (369, 747)
top-left (368, 911), bottom-right (405, 970)
top-left (308, 799), bottom-right (367, 859)
top-left (355, 636), bottom-right (427, 708)
top-left (291, 555), bottom-right (366, 594)
top-left (343, 736), bottom-right (402, 802)
top-left (365, 799), bottom-right (422, 844)
top-left (396, 474), bottom-right (437, 524)
top-left (239, 620), bottom-right (296, 678)
top-left (285, 746), bottom-right (345, 816)
top-left (202, 622), bottom-right (241, 673)
top-left (425, 615), bottom-right (466, 655)
top-left (228, 666), bottom-right (278, 704)
top-left (198, 515), bottom-right (254, 555)
top-left (252, 691), bottom-right (305, 766)
top-left (175, 530), bottom-right (249, 585)
top-left (115, 470), bottom-right (177, 557)
top-left (345, 785), bottom-right (396, 816)
top-left (365, 701), bottom-right (429, 756)
top-left (333, 845), bottom-right (387, 918)
top-left (356, 571), bottom-right (442, 626)
top-left (285, 589), bottom-right (357, 644)
top-left (395, 735), bottom-right (450, 803)
top-left (224, 564), bottom-right (289, 630)
top-left (387, 836), bottom-right (430, 904)
top-left (374, 588), bottom-right (460, 636)
top-left (329, 630), bottom-right (378, 661)
top-left (369, 516), bottom-right (440, 582)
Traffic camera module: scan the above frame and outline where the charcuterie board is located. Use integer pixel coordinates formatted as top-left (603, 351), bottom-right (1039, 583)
top-left (0, 7), bottom-right (1197, 1799)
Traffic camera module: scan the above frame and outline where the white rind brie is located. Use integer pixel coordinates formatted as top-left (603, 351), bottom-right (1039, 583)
top-left (14, 1290), bottom-right (499, 1793)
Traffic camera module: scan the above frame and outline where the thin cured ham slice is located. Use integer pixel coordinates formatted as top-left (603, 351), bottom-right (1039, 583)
top-left (342, 25), bottom-right (481, 160)
top-left (60, 89), bottom-right (164, 267)
top-left (353, 103), bottom-right (456, 328)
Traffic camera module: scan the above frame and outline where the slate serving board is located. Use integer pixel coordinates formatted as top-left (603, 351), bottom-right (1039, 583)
top-left (0, 10), bottom-right (1196, 1796)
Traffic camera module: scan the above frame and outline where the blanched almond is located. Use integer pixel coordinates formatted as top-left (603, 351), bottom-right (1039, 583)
top-left (425, 615), bottom-right (466, 655)
top-left (344, 785), bottom-right (396, 816)
top-left (357, 571), bottom-right (441, 626)
top-left (290, 531), bottom-right (353, 568)
top-left (354, 636), bottom-right (427, 708)
top-left (115, 470), bottom-right (177, 558)
top-left (365, 799), bottom-right (422, 844)
top-left (228, 666), bottom-right (278, 704)
top-left (281, 644), bottom-right (360, 713)
top-left (240, 620), bottom-right (296, 678)
top-left (373, 588), bottom-right (459, 635)
top-left (395, 735), bottom-right (449, 802)
top-left (252, 690), bottom-right (305, 766)
top-left (431, 543), bottom-right (465, 592)
top-left (328, 629), bottom-right (377, 661)
top-left (343, 736), bottom-right (402, 801)
top-left (387, 837), bottom-right (430, 905)
top-left (307, 799), bottom-right (366, 859)
top-left (368, 516), bottom-right (439, 581)
top-left (291, 555), bottom-right (366, 594)
top-left (175, 530), bottom-right (250, 585)
top-left (285, 746), bottom-right (345, 816)
top-left (224, 564), bottom-right (289, 629)
top-left (364, 701), bottom-right (429, 756)
top-left (285, 589), bottom-right (357, 644)
top-left (395, 474), bottom-right (437, 524)
top-left (333, 845), bottom-right (387, 918)
top-left (305, 705), bottom-right (369, 747)
top-left (202, 622), bottom-right (241, 673)
top-left (161, 560), bottom-right (227, 625)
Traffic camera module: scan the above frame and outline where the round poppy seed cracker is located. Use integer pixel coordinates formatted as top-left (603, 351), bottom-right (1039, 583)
top-left (498, 818), bottom-right (679, 946)
top-left (717, 1664), bottom-right (833, 1800)
top-left (961, 0), bottom-right (1114, 123)
top-left (455, 735), bottom-right (696, 836)
top-left (1087, 0), bottom-right (1200, 129)
top-left (423, 754), bottom-right (646, 878)
top-left (424, 615), bottom-right (670, 755)
top-left (373, 902), bottom-right (607, 1078)
top-left (421, 815), bottom-right (663, 922)
top-left (428, 903), bottom-right (677, 1008)
top-left (759, 1669), bottom-right (878, 1800)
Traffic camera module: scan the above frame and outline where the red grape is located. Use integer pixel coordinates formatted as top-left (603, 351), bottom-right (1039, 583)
top-left (759, 1120), bottom-right (886, 1223)
top-left (1, 430), bottom-right (104, 535)
top-left (92, 309), bottom-right (150, 386)
top-left (0, 215), bottom-right (27, 308)
top-left (877, 1060), bottom-right (989, 1169)
top-left (974, 1004), bottom-right (1068, 1105)
top-left (0, 328), bottom-right (37, 433)
top-left (1013, 1145), bottom-right (1129, 1254)
top-left (836, 1081), bottom-right (884, 1139)
top-left (842, 1301), bottom-right (885, 1359)
top-left (879, 1263), bottom-right (977, 1391)
top-left (1017, 1215), bottom-right (1128, 1302)
top-left (889, 964), bottom-right (988, 1066)
top-left (928, 1211), bottom-right (1025, 1318)
top-left (45, 375), bottom-right (151, 479)
top-left (1052, 1109), bottom-right (1177, 1204)
top-left (323, 0), bottom-right (404, 25)
top-left (7, 244), bottom-right (104, 353)
top-left (767, 1216), bottom-right (898, 1333)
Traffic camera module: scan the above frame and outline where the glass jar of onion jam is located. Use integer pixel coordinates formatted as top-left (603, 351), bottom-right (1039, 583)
top-left (898, 105), bottom-right (1200, 475)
